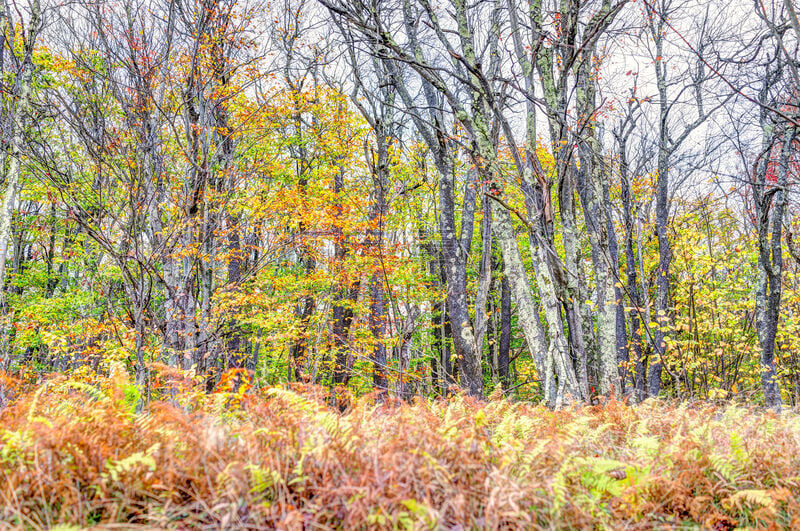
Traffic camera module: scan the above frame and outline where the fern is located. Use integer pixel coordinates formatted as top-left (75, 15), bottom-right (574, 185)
top-left (725, 489), bottom-right (776, 514)
top-left (103, 443), bottom-right (160, 481)
top-left (709, 453), bottom-right (739, 484)
top-left (4, 376), bottom-right (800, 528)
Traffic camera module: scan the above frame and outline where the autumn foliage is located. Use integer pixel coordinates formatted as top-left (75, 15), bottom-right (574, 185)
top-left (2, 369), bottom-right (800, 529)
top-left (2, 0), bottom-right (800, 526)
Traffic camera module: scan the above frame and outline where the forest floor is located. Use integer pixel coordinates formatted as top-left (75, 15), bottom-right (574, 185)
top-left (0, 368), bottom-right (798, 529)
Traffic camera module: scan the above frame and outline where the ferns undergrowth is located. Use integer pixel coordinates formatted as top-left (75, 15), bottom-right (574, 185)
top-left (1, 367), bottom-right (800, 529)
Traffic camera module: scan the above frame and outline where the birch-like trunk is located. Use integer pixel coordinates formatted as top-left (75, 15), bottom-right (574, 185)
top-left (0, 0), bottom-right (40, 308)
top-left (577, 138), bottom-right (620, 396)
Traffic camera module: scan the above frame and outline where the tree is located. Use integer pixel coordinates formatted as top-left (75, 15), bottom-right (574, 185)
top-left (641, 0), bottom-right (731, 396)
top-left (0, 0), bottom-right (41, 308)
top-left (748, 1), bottom-right (798, 409)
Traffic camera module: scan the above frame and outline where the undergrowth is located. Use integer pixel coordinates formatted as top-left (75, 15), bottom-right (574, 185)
top-left (1, 367), bottom-right (800, 529)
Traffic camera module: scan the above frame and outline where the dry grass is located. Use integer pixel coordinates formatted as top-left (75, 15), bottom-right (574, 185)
top-left (1, 367), bottom-right (800, 529)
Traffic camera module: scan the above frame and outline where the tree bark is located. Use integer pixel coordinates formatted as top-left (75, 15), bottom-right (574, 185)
top-left (0, 0), bottom-right (40, 308)
top-left (754, 129), bottom-right (793, 411)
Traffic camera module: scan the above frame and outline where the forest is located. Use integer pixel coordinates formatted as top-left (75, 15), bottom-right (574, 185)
top-left (1, 0), bottom-right (800, 528)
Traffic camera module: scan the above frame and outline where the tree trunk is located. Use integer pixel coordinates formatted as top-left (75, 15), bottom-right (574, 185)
top-left (439, 167), bottom-right (482, 396)
top-left (620, 139), bottom-right (645, 401)
top-left (367, 128), bottom-right (391, 395)
top-left (605, 172), bottom-right (628, 393)
top-left (755, 130), bottom-right (793, 411)
top-left (498, 274), bottom-right (511, 389)
top-left (651, 140), bottom-right (670, 397)
top-left (0, 0), bottom-right (40, 308)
